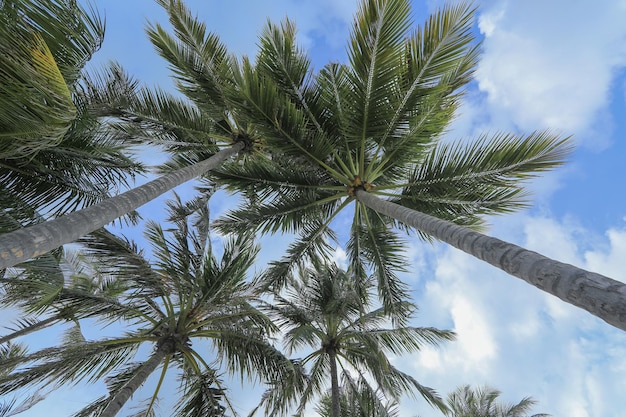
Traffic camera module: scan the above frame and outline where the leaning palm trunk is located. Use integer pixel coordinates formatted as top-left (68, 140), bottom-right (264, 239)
top-left (355, 190), bottom-right (626, 332)
top-left (0, 143), bottom-right (244, 269)
top-left (100, 339), bottom-right (174, 417)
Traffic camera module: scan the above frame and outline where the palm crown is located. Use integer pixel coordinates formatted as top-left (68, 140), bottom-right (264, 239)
top-left (258, 264), bottom-right (454, 416)
top-left (208, 0), bottom-right (570, 309)
top-left (0, 196), bottom-right (296, 416)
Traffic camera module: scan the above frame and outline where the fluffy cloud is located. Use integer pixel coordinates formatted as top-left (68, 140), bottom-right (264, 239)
top-left (401, 214), bottom-right (626, 417)
top-left (474, 1), bottom-right (626, 145)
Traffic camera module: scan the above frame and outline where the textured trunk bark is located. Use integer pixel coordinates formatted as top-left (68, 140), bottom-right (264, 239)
top-left (355, 189), bottom-right (626, 332)
top-left (328, 348), bottom-right (341, 417)
top-left (0, 315), bottom-right (60, 344)
top-left (99, 339), bottom-right (174, 417)
top-left (0, 143), bottom-right (244, 270)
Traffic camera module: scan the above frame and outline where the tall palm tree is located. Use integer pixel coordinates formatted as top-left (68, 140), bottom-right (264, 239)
top-left (0, 196), bottom-right (299, 417)
top-left (444, 385), bottom-right (549, 417)
top-left (0, 0), bottom-right (144, 265)
top-left (209, 0), bottom-right (626, 330)
top-left (257, 263), bottom-right (454, 417)
top-left (0, 0), bottom-right (254, 269)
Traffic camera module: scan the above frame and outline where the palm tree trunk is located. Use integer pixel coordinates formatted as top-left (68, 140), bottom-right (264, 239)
top-left (328, 348), bottom-right (341, 417)
top-left (355, 189), bottom-right (626, 332)
top-left (0, 142), bottom-right (244, 270)
top-left (0, 315), bottom-right (60, 345)
top-left (100, 338), bottom-right (175, 417)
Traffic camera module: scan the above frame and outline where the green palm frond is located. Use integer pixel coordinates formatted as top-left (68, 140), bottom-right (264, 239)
top-left (0, 0), bottom-right (104, 159)
top-left (0, 342), bottom-right (45, 417)
top-left (0, 338), bottom-right (139, 394)
top-left (395, 131), bottom-right (572, 230)
top-left (0, 18), bottom-right (74, 157)
top-left (256, 18), bottom-right (321, 132)
top-left (174, 368), bottom-right (229, 417)
top-left (149, 0), bottom-right (235, 120)
top-left (0, 92), bottom-right (144, 216)
top-left (9, 0), bottom-right (104, 85)
top-left (344, 0), bottom-right (412, 150)
top-left (444, 385), bottom-right (549, 417)
top-left (348, 208), bottom-right (409, 314)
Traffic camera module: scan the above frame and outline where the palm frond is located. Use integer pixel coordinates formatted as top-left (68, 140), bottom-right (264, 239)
top-left (348, 207), bottom-right (410, 314)
top-left (149, 0), bottom-right (235, 120)
top-left (0, 339), bottom-right (139, 394)
top-left (174, 368), bottom-right (228, 417)
top-left (395, 131), bottom-right (572, 230)
top-left (343, 0), bottom-right (412, 149)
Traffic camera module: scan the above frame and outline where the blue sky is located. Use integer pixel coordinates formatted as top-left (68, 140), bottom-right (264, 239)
top-left (10, 0), bottom-right (626, 416)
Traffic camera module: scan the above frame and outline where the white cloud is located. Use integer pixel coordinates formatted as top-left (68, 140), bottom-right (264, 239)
top-left (585, 226), bottom-right (626, 281)
top-left (400, 212), bottom-right (626, 417)
top-left (474, 1), bottom-right (626, 145)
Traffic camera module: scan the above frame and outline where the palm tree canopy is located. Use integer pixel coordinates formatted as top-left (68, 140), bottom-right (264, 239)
top-left (208, 0), bottom-right (571, 311)
top-left (0, 196), bottom-right (298, 416)
top-left (0, 0), bottom-right (103, 159)
top-left (258, 263), bottom-right (454, 416)
top-left (0, 0), bottom-right (144, 235)
top-left (444, 385), bottom-right (549, 417)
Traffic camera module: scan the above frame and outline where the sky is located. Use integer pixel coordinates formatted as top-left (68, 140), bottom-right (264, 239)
top-left (8, 0), bottom-right (626, 416)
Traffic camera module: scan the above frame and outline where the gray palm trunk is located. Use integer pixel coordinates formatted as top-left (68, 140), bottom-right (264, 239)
top-left (100, 338), bottom-right (175, 417)
top-left (328, 348), bottom-right (341, 417)
top-left (0, 315), bottom-right (62, 345)
top-left (0, 143), bottom-right (244, 270)
top-left (355, 189), bottom-right (626, 332)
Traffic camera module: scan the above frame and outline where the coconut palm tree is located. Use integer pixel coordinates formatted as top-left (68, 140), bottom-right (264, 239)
top-left (0, 0), bottom-right (254, 269)
top-left (0, 196), bottom-right (299, 417)
top-left (0, 0), bottom-right (145, 266)
top-left (444, 385), bottom-right (549, 417)
top-left (208, 0), bottom-right (626, 330)
top-left (315, 372), bottom-right (401, 417)
top-left (257, 263), bottom-right (454, 417)
top-left (2, 0), bottom-right (625, 333)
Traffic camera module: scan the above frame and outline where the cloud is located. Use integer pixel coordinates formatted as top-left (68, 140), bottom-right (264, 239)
top-left (585, 225), bottom-right (626, 280)
top-left (474, 1), bottom-right (626, 145)
top-left (401, 212), bottom-right (626, 417)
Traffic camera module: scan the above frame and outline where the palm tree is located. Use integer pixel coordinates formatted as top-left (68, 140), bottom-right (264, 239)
top-left (257, 263), bottom-right (454, 417)
top-left (444, 385), bottom-right (549, 417)
top-left (0, 0), bottom-right (144, 264)
top-left (0, 0), bottom-right (254, 269)
top-left (208, 0), bottom-right (626, 330)
top-left (315, 372), bottom-right (401, 417)
top-left (0, 196), bottom-right (298, 416)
